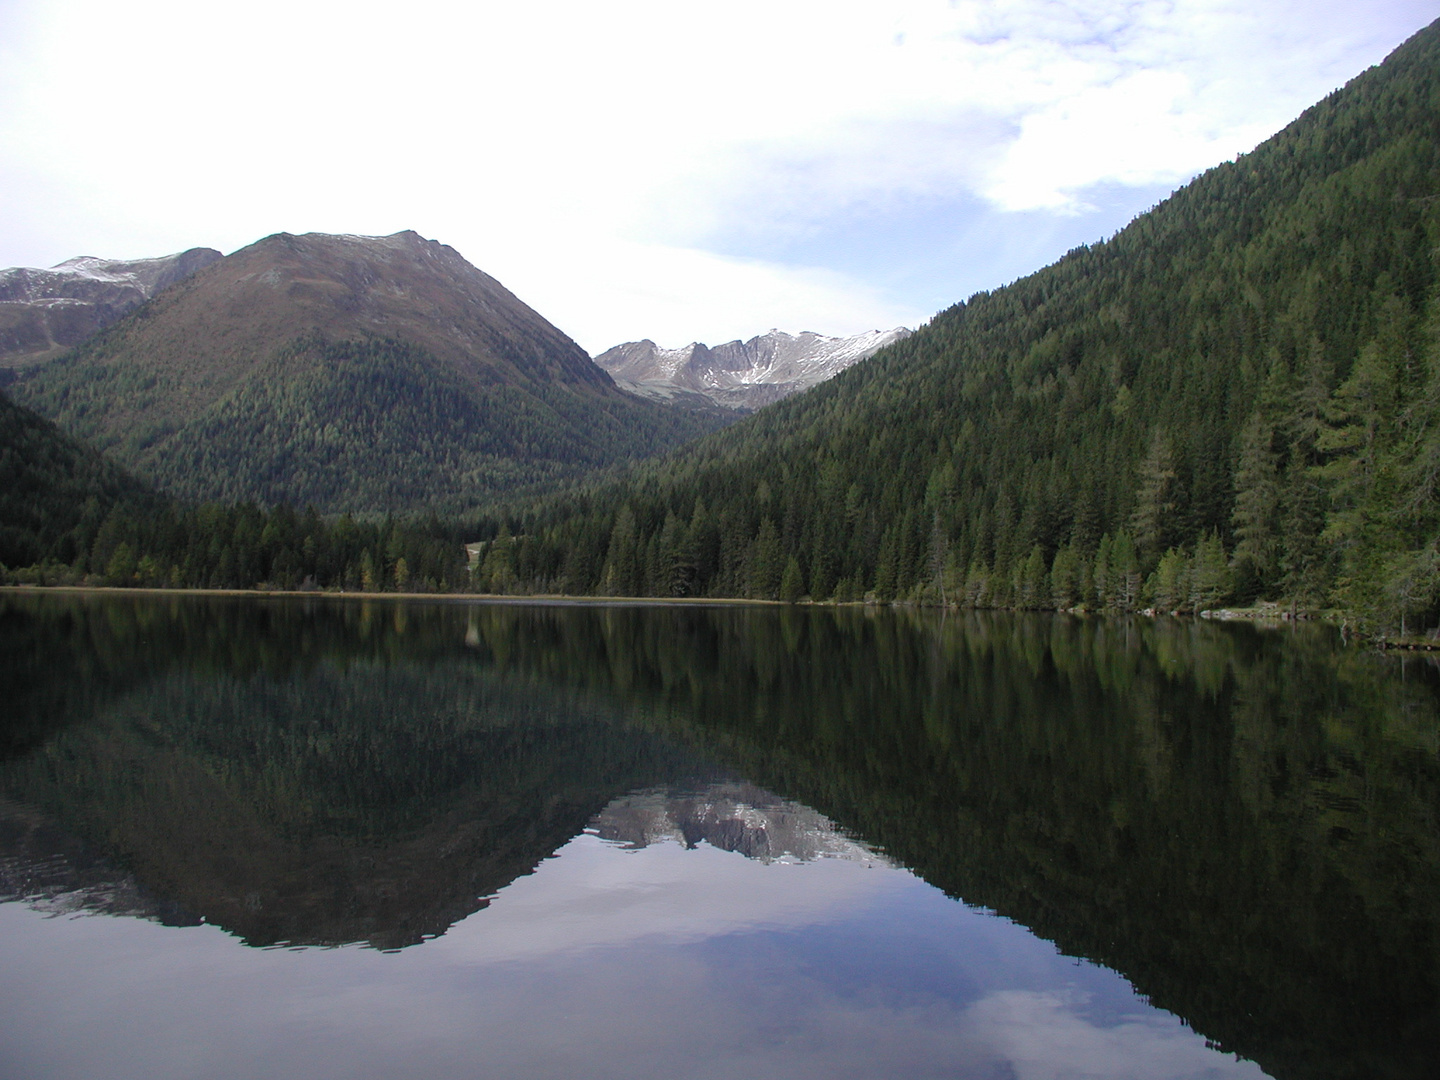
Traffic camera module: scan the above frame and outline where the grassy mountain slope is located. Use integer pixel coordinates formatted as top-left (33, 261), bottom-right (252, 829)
top-left (484, 20), bottom-right (1440, 628)
top-left (11, 231), bottom-right (725, 513)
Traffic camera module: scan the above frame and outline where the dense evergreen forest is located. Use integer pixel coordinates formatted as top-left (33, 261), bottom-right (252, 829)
top-left (0, 390), bottom-right (157, 569)
top-left (0, 390), bottom-right (468, 591)
top-left (12, 330), bottom-right (724, 514)
top-left (467, 21), bottom-right (1440, 632)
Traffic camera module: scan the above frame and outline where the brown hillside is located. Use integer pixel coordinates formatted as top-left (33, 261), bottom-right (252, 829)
top-left (40, 230), bottom-right (611, 427)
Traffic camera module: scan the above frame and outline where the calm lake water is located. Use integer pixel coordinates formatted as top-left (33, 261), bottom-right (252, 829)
top-left (2, 593), bottom-right (1438, 1080)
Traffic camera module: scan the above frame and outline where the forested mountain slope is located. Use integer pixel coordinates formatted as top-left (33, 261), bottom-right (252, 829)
top-left (480, 19), bottom-right (1440, 629)
top-left (10, 231), bottom-right (725, 513)
top-left (0, 387), bottom-right (469, 592)
top-left (0, 258), bottom-right (535, 591)
top-left (0, 391), bottom-right (156, 569)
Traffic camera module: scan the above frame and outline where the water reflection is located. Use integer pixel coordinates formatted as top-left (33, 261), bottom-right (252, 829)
top-left (1, 593), bottom-right (1438, 1078)
top-left (591, 784), bottom-right (887, 864)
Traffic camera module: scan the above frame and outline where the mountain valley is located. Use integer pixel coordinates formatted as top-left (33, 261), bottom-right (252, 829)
top-left (3, 19), bottom-right (1440, 636)
top-left (473, 19), bottom-right (1440, 630)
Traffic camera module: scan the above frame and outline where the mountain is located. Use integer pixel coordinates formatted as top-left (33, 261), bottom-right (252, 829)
top-left (0, 247), bottom-right (221, 371)
top-left (595, 327), bottom-right (910, 411)
top-left (8, 231), bottom-right (726, 513)
top-left (480, 18), bottom-right (1440, 630)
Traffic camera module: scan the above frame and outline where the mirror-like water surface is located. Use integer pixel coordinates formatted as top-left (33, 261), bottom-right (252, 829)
top-left (2, 593), bottom-right (1438, 1079)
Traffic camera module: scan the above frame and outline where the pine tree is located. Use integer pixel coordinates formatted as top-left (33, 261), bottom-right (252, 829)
top-left (1189, 532), bottom-right (1233, 612)
top-left (1231, 411), bottom-right (1280, 587)
top-left (1109, 532), bottom-right (1142, 612)
top-left (1094, 534), bottom-right (1114, 608)
top-left (601, 507), bottom-right (640, 596)
top-left (1018, 545), bottom-right (1048, 609)
top-left (475, 527), bottom-right (509, 593)
top-left (1129, 430), bottom-right (1176, 566)
top-left (780, 557), bottom-right (805, 603)
top-left (1149, 547), bottom-right (1192, 612)
top-left (747, 519), bottom-right (783, 600)
top-left (1050, 544), bottom-right (1080, 610)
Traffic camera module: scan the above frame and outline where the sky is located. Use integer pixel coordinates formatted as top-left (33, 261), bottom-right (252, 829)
top-left (0, 1), bottom-right (1435, 354)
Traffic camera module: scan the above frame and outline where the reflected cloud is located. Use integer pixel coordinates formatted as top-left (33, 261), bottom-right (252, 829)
top-left (963, 990), bottom-right (1267, 1080)
top-left (0, 828), bottom-right (1267, 1080)
top-left (3, 595), bottom-right (1408, 1076)
top-left (444, 830), bottom-right (898, 965)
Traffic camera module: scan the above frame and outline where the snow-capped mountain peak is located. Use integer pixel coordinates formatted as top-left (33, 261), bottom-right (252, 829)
top-left (595, 326), bottom-right (910, 412)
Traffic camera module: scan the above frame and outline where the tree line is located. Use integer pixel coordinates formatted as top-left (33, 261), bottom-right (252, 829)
top-left (4, 495), bottom-right (469, 593)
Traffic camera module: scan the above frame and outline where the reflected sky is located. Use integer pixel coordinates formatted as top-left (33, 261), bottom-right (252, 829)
top-left (0, 794), bottom-right (1265, 1080)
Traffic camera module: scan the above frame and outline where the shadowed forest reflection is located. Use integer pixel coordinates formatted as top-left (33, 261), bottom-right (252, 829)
top-left (1, 593), bottom-right (1438, 1080)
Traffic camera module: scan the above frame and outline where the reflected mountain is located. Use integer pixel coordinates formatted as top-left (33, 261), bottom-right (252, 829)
top-left (2, 593), bottom-right (1440, 1077)
top-left (590, 783), bottom-right (888, 866)
top-left (0, 796), bottom-right (198, 927)
top-left (0, 594), bottom-right (723, 949)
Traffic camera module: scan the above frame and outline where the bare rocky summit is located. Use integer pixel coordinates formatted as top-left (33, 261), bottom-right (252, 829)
top-left (0, 247), bottom-right (221, 369)
top-left (596, 327), bottom-right (911, 412)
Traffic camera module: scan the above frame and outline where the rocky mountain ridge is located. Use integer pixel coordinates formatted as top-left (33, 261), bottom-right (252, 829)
top-left (596, 327), bottom-right (911, 411)
top-left (0, 247), bottom-right (221, 369)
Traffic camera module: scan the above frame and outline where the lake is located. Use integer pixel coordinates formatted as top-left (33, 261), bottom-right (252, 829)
top-left (1, 592), bottom-right (1437, 1079)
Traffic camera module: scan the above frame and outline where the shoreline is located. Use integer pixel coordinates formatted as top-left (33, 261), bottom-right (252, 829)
top-left (7, 584), bottom-right (1428, 647)
top-left (0, 583), bottom-right (782, 608)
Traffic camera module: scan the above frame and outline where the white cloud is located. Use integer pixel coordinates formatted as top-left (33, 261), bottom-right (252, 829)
top-left (0, 0), bottom-right (1432, 349)
top-left (484, 237), bottom-right (929, 353)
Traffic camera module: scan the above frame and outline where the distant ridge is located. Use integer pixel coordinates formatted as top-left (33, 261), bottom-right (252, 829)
top-left (596, 327), bottom-right (910, 412)
top-left (10, 230), bottom-right (726, 513)
top-left (0, 247), bottom-right (221, 370)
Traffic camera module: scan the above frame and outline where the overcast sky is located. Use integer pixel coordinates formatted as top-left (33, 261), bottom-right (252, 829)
top-left (0, 1), bottom-right (1434, 353)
